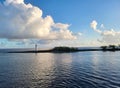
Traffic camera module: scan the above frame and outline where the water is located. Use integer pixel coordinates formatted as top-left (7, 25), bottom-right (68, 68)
top-left (0, 51), bottom-right (120, 88)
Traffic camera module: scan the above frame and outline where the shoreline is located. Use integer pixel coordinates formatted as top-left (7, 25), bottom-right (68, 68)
top-left (1, 46), bottom-right (120, 53)
top-left (7, 49), bottom-right (120, 53)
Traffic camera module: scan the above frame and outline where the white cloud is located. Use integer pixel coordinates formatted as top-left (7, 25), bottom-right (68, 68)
top-left (0, 0), bottom-right (76, 40)
top-left (53, 23), bottom-right (70, 30)
top-left (91, 20), bottom-right (120, 45)
top-left (4, 0), bottom-right (24, 5)
top-left (78, 32), bottom-right (82, 36)
top-left (90, 20), bottom-right (102, 33)
top-left (90, 20), bottom-right (97, 30)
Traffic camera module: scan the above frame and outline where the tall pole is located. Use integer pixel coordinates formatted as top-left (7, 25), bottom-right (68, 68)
top-left (35, 44), bottom-right (37, 52)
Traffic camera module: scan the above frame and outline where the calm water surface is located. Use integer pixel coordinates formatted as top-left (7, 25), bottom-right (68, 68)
top-left (0, 51), bottom-right (120, 88)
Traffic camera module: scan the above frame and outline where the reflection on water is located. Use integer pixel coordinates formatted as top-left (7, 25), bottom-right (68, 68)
top-left (0, 52), bottom-right (120, 88)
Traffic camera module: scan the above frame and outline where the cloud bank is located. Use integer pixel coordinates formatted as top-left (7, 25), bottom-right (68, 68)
top-left (0, 0), bottom-right (76, 40)
top-left (91, 20), bottom-right (120, 45)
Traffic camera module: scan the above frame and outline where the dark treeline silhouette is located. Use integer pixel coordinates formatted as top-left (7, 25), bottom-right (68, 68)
top-left (52, 46), bottom-right (79, 52)
top-left (100, 45), bottom-right (120, 51)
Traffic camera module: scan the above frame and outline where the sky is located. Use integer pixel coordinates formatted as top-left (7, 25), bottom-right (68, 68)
top-left (0, 0), bottom-right (120, 48)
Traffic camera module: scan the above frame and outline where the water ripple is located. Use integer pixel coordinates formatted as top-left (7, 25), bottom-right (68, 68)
top-left (0, 52), bottom-right (120, 88)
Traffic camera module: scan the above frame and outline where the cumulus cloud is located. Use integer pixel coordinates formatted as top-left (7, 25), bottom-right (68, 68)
top-left (0, 0), bottom-right (76, 40)
top-left (91, 20), bottom-right (120, 45)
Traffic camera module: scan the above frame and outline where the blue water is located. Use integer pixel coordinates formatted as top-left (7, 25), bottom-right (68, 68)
top-left (0, 51), bottom-right (120, 88)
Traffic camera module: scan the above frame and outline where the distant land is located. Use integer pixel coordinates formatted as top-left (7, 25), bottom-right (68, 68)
top-left (0, 45), bottom-right (120, 53)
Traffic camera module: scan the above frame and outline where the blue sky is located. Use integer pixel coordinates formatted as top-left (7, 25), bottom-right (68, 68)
top-left (25, 0), bottom-right (120, 30)
top-left (0, 0), bottom-right (120, 48)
